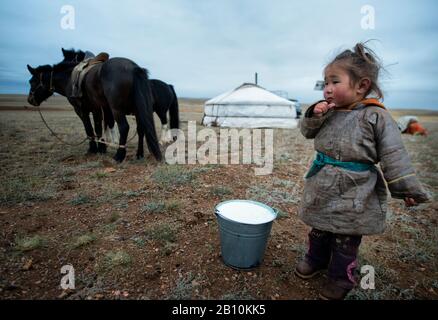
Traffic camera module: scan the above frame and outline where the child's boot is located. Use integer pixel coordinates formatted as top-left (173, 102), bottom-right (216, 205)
top-left (295, 228), bottom-right (331, 279)
top-left (320, 234), bottom-right (362, 300)
top-left (320, 279), bottom-right (353, 300)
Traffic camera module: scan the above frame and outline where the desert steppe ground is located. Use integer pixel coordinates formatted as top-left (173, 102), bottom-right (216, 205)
top-left (1, 94), bottom-right (437, 299)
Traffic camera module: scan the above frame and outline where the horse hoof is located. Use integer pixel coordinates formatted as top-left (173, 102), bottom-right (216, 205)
top-left (136, 153), bottom-right (144, 160)
top-left (88, 141), bottom-right (98, 154)
top-left (98, 143), bottom-right (107, 154)
top-left (113, 148), bottom-right (126, 163)
top-left (113, 155), bottom-right (124, 163)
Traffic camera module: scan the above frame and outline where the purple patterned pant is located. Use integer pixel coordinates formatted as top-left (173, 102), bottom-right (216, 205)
top-left (305, 228), bottom-right (362, 289)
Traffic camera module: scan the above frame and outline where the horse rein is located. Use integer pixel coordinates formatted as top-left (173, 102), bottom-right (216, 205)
top-left (36, 105), bottom-right (89, 146)
top-left (32, 68), bottom-right (89, 147)
top-left (32, 66), bottom-right (138, 150)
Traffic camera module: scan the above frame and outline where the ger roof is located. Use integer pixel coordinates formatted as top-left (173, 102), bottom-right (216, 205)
top-left (205, 83), bottom-right (293, 106)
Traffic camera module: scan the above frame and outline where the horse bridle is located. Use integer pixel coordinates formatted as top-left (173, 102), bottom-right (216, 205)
top-left (30, 70), bottom-right (55, 95)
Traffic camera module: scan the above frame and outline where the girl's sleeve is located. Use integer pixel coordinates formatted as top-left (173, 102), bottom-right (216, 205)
top-left (371, 108), bottom-right (430, 203)
top-left (300, 100), bottom-right (332, 139)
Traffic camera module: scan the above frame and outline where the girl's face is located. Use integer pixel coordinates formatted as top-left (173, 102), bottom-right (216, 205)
top-left (323, 64), bottom-right (365, 107)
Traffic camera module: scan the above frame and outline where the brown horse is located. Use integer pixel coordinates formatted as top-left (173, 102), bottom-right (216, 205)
top-left (61, 49), bottom-right (180, 145)
top-left (27, 57), bottom-right (162, 162)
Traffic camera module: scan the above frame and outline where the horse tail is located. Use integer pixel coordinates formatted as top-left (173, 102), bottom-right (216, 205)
top-left (102, 105), bottom-right (119, 143)
top-left (103, 104), bottom-right (115, 129)
top-left (133, 68), bottom-right (162, 161)
top-left (168, 85), bottom-right (180, 130)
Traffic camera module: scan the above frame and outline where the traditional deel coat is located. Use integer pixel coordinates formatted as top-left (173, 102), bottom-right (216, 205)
top-left (298, 99), bottom-right (430, 235)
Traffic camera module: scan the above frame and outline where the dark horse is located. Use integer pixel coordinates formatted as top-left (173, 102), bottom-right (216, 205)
top-left (149, 79), bottom-right (179, 144)
top-left (60, 49), bottom-right (179, 145)
top-left (27, 57), bottom-right (162, 162)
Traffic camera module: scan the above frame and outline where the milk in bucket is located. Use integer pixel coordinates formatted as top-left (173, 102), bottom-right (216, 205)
top-left (215, 200), bottom-right (277, 269)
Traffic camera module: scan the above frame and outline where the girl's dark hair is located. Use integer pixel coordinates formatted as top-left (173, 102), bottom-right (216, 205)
top-left (326, 42), bottom-right (384, 100)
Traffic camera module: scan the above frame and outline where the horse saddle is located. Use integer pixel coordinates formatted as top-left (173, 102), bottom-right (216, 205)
top-left (70, 52), bottom-right (109, 98)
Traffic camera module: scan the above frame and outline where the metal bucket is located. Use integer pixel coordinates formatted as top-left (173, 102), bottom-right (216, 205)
top-left (215, 200), bottom-right (277, 270)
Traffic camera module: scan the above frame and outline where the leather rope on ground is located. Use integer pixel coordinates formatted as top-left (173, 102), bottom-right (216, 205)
top-left (36, 105), bottom-right (137, 148)
top-left (37, 105), bottom-right (87, 146)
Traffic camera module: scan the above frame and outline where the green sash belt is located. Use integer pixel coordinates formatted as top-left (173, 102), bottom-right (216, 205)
top-left (305, 152), bottom-right (374, 179)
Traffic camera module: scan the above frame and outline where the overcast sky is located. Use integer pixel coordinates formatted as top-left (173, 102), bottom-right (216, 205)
top-left (1, 0), bottom-right (437, 109)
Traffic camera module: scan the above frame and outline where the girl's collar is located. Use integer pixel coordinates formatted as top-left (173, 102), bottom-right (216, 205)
top-left (335, 98), bottom-right (385, 111)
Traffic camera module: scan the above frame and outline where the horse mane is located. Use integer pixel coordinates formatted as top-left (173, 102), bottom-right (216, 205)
top-left (34, 60), bottom-right (78, 74)
top-left (62, 48), bottom-right (86, 62)
top-left (141, 67), bottom-right (150, 78)
top-left (53, 60), bottom-right (77, 71)
top-left (34, 65), bottom-right (53, 73)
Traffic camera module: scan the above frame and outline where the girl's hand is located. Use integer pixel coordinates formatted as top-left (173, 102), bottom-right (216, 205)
top-left (313, 101), bottom-right (336, 117)
top-left (404, 197), bottom-right (418, 207)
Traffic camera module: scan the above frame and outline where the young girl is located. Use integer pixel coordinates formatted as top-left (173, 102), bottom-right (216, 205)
top-left (295, 42), bottom-right (430, 300)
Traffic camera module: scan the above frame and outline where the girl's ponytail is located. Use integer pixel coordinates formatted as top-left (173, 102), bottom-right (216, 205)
top-left (354, 42), bottom-right (379, 66)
